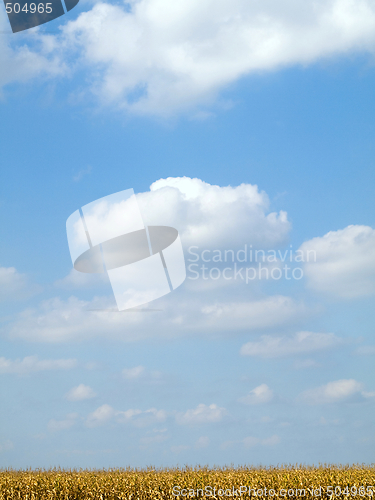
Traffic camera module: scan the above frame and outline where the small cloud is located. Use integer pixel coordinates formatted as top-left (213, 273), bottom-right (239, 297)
top-left (73, 165), bottom-right (92, 182)
top-left (279, 422), bottom-right (291, 428)
top-left (299, 379), bottom-right (374, 405)
top-left (122, 366), bottom-right (145, 379)
top-left (122, 366), bottom-right (162, 383)
top-left (356, 345), bottom-right (375, 356)
top-left (116, 408), bottom-right (167, 427)
top-left (0, 356), bottom-right (77, 376)
top-left (65, 384), bottom-right (96, 401)
top-left (240, 332), bottom-right (342, 358)
top-left (0, 266), bottom-right (41, 302)
top-left (86, 404), bottom-right (115, 427)
top-left (362, 391), bottom-right (375, 399)
top-left (116, 409), bottom-right (143, 420)
top-left (86, 405), bottom-right (166, 428)
top-left (176, 404), bottom-right (226, 425)
top-left (239, 384), bottom-right (273, 405)
top-left (195, 436), bottom-right (210, 449)
top-left (48, 413), bottom-right (78, 432)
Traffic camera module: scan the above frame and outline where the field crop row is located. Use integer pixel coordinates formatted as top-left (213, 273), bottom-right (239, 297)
top-left (0, 465), bottom-right (374, 500)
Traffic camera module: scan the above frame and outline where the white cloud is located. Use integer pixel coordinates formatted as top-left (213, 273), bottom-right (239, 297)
top-left (299, 225), bottom-right (375, 298)
top-left (4, 292), bottom-right (305, 342)
top-left (116, 407), bottom-right (167, 427)
top-left (86, 404), bottom-right (115, 427)
top-left (299, 379), bottom-right (375, 404)
top-left (73, 165), bottom-right (92, 182)
top-left (0, 266), bottom-right (40, 301)
top-left (58, 176), bottom-right (289, 260)
top-left (0, 10), bottom-right (64, 91)
top-left (48, 413), bottom-right (78, 432)
top-left (356, 345), bottom-right (375, 356)
top-left (86, 404), bottom-right (166, 427)
top-left (122, 366), bottom-right (145, 379)
top-left (0, 267), bottom-right (27, 298)
top-left (3, 177), bottom-right (306, 342)
top-left (200, 296), bottom-right (305, 332)
top-left (122, 365), bottom-right (162, 383)
top-left (0, 355), bottom-right (77, 375)
top-left (48, 0), bottom-right (375, 115)
top-left (65, 384), bottom-right (96, 401)
top-left (137, 177), bottom-right (290, 249)
top-left (3, 1), bottom-right (375, 114)
top-left (2, 177), bottom-right (307, 342)
top-left (239, 384), bottom-right (273, 405)
top-left (4, 296), bottom-right (144, 342)
top-left (176, 403), bottom-right (226, 424)
top-left (240, 331), bottom-right (342, 358)
top-left (117, 409), bottom-right (143, 420)
top-left (362, 390), bottom-right (375, 398)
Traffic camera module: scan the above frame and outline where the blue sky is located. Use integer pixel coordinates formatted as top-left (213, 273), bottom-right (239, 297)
top-left (1, 0), bottom-right (375, 468)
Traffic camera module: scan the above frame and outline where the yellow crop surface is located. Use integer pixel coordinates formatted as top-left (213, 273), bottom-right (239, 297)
top-left (0, 465), bottom-right (374, 500)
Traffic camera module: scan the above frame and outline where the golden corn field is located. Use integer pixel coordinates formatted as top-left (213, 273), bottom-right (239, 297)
top-left (0, 465), bottom-right (374, 500)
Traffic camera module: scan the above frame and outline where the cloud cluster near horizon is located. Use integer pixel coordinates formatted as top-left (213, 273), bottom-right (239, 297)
top-left (45, 377), bottom-right (375, 434)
